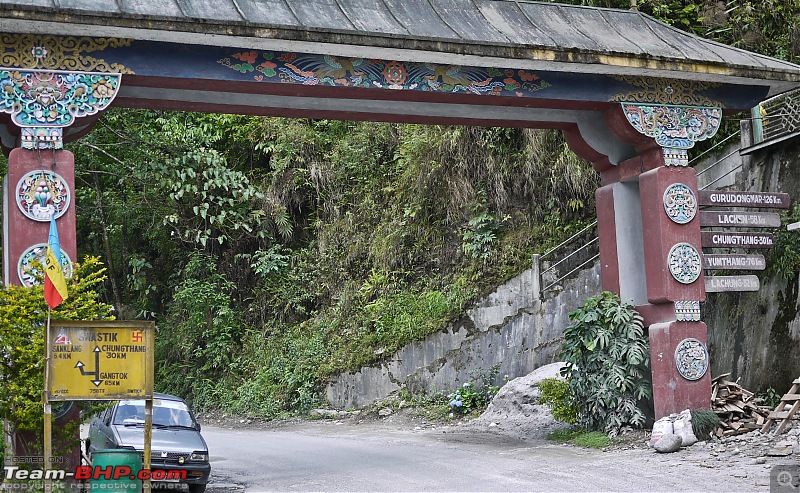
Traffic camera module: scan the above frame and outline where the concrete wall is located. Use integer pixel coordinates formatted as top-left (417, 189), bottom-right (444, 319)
top-left (695, 141), bottom-right (740, 191)
top-left (325, 263), bottom-right (601, 409)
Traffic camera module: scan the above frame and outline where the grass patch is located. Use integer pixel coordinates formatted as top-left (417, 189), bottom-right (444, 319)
top-left (571, 431), bottom-right (611, 448)
top-left (546, 428), bottom-right (582, 443)
top-left (547, 428), bottom-right (611, 448)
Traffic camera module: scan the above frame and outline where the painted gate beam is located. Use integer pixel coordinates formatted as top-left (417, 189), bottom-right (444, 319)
top-left (0, 0), bottom-right (797, 98)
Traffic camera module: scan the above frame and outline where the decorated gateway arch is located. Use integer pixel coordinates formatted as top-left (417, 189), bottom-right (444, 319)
top-left (1, 0), bottom-right (799, 419)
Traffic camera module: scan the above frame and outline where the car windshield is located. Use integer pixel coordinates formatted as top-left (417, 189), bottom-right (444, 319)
top-left (113, 399), bottom-right (196, 428)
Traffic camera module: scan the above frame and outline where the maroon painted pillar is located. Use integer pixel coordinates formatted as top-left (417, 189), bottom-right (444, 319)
top-left (650, 321), bottom-right (710, 416)
top-left (593, 103), bottom-right (721, 419)
top-left (3, 149), bottom-right (77, 287)
top-left (639, 165), bottom-right (710, 418)
top-left (596, 185), bottom-right (620, 296)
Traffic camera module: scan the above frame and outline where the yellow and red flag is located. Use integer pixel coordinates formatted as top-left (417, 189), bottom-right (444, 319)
top-left (44, 215), bottom-right (68, 309)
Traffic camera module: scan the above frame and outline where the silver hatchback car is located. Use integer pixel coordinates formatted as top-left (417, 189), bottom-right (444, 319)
top-left (87, 393), bottom-right (210, 492)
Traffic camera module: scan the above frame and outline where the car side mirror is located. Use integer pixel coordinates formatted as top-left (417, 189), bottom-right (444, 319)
top-left (196, 423), bottom-right (201, 432)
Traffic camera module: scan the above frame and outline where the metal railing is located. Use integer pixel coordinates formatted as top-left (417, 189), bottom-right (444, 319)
top-left (750, 87), bottom-right (800, 148)
top-left (695, 131), bottom-right (742, 191)
top-left (536, 221), bottom-right (599, 296)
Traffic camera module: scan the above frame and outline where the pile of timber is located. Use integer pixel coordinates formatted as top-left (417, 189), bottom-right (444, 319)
top-left (711, 373), bottom-right (771, 437)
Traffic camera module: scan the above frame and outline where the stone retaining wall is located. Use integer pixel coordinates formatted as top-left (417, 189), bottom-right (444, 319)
top-left (325, 263), bottom-right (601, 409)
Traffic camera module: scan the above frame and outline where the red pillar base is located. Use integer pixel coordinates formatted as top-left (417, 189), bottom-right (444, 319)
top-left (649, 321), bottom-right (711, 418)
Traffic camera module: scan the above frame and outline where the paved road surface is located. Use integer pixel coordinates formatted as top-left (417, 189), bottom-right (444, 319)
top-left (201, 419), bottom-right (776, 492)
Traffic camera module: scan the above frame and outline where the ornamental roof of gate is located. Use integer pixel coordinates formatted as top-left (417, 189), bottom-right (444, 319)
top-left (1, 0), bottom-right (799, 96)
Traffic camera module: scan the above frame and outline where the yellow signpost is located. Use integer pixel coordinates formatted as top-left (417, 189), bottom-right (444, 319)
top-left (45, 320), bottom-right (154, 491)
top-left (47, 321), bottom-right (154, 401)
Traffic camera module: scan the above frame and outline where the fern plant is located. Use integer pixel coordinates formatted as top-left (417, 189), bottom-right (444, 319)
top-left (560, 291), bottom-right (651, 434)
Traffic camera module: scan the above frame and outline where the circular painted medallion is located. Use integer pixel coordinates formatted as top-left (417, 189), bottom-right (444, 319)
top-left (668, 243), bottom-right (702, 284)
top-left (674, 338), bottom-right (709, 381)
top-left (663, 183), bottom-right (697, 224)
top-left (18, 243), bottom-right (73, 288)
top-left (53, 401), bottom-right (74, 420)
top-left (16, 170), bottom-right (71, 221)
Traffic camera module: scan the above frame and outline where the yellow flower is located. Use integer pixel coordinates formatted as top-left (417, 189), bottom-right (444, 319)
top-left (92, 79), bottom-right (115, 99)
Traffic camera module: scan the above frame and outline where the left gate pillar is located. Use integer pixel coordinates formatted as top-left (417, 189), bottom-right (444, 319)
top-left (0, 67), bottom-right (120, 472)
top-left (598, 102), bottom-right (722, 419)
top-left (1, 68), bottom-right (121, 286)
top-left (4, 148), bottom-right (76, 287)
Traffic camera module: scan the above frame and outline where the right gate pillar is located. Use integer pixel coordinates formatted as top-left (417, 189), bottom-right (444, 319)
top-left (593, 103), bottom-right (722, 419)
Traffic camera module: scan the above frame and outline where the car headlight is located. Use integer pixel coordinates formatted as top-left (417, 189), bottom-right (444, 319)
top-left (190, 452), bottom-right (208, 462)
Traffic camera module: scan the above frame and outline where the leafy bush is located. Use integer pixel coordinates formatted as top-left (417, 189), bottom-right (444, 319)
top-left (448, 365), bottom-right (500, 415)
top-left (561, 291), bottom-right (652, 434)
top-left (757, 386), bottom-right (782, 410)
top-left (537, 378), bottom-right (578, 425)
top-left (0, 256), bottom-right (113, 459)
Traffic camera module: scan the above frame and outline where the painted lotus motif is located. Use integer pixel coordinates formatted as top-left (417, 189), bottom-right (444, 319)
top-left (16, 169), bottom-right (70, 221)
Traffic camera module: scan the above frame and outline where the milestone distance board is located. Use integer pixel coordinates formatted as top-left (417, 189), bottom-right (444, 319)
top-left (699, 211), bottom-right (781, 228)
top-left (701, 231), bottom-right (774, 249)
top-left (703, 254), bottom-right (766, 271)
top-left (705, 275), bottom-right (761, 293)
top-left (47, 321), bottom-right (154, 401)
top-left (697, 190), bottom-right (790, 209)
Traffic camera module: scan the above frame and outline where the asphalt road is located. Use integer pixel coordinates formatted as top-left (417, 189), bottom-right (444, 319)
top-left (201, 419), bottom-right (776, 493)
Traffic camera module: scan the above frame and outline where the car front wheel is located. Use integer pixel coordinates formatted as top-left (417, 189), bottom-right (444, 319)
top-left (188, 484), bottom-right (207, 493)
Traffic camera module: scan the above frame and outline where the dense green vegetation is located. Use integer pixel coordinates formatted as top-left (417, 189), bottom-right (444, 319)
top-left (63, 115), bottom-right (597, 416)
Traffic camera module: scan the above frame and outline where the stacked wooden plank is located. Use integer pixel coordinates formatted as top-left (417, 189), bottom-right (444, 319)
top-left (711, 373), bottom-right (771, 437)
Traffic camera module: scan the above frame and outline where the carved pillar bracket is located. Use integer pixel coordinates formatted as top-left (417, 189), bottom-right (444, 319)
top-left (620, 103), bottom-right (722, 166)
top-left (0, 68), bottom-right (121, 149)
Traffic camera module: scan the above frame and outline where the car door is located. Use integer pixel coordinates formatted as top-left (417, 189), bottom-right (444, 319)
top-left (88, 405), bottom-right (117, 453)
